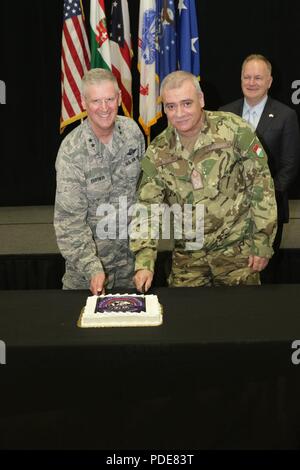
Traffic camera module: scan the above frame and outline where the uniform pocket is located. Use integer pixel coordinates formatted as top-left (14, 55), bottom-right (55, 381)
top-left (86, 174), bottom-right (112, 202)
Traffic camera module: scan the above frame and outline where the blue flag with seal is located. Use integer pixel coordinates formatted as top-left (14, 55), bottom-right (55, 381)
top-left (178, 0), bottom-right (200, 77)
top-left (156, 0), bottom-right (177, 83)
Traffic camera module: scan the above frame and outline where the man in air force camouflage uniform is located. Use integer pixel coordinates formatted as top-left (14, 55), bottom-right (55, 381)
top-left (130, 71), bottom-right (277, 290)
top-left (54, 69), bottom-right (145, 294)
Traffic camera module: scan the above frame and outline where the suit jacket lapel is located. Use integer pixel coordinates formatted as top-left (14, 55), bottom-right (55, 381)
top-left (238, 99), bottom-right (244, 117)
top-left (235, 99), bottom-right (244, 117)
top-left (256, 97), bottom-right (275, 136)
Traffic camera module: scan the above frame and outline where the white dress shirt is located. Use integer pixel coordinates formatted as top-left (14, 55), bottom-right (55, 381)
top-left (242, 95), bottom-right (268, 129)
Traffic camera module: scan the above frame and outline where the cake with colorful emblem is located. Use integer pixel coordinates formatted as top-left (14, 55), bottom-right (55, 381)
top-left (78, 293), bottom-right (162, 327)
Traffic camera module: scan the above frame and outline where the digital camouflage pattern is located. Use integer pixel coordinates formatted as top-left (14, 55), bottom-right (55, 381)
top-left (130, 111), bottom-right (277, 286)
top-left (54, 117), bottom-right (145, 289)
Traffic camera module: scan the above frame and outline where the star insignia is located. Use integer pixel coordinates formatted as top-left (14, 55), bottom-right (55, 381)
top-left (191, 37), bottom-right (198, 53)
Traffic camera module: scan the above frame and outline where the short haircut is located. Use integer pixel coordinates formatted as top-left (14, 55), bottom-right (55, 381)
top-left (82, 68), bottom-right (119, 96)
top-left (160, 70), bottom-right (202, 100)
top-left (242, 54), bottom-right (272, 75)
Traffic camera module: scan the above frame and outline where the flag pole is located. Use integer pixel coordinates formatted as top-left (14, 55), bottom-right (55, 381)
top-left (80, 0), bottom-right (85, 19)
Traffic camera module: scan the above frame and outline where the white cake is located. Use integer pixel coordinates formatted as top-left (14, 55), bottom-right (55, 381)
top-left (78, 293), bottom-right (162, 327)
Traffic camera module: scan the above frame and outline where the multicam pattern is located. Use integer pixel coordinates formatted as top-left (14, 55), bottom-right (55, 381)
top-left (130, 111), bottom-right (277, 286)
top-left (54, 117), bottom-right (145, 289)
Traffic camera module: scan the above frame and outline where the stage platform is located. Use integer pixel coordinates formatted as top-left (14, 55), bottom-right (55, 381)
top-left (0, 203), bottom-right (299, 289)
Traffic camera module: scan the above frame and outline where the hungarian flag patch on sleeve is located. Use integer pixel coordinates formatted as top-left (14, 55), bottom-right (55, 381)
top-left (252, 143), bottom-right (264, 157)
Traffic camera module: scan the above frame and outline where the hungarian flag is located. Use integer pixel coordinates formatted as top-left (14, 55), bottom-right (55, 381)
top-left (60, 0), bottom-right (91, 131)
top-left (90, 0), bottom-right (111, 70)
top-left (138, 0), bottom-right (162, 136)
top-left (178, 0), bottom-right (200, 77)
top-left (109, 0), bottom-right (133, 117)
top-left (253, 144), bottom-right (264, 157)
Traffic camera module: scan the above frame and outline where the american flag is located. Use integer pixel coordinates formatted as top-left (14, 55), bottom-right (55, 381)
top-left (60, 0), bottom-right (91, 131)
top-left (109, 0), bottom-right (133, 117)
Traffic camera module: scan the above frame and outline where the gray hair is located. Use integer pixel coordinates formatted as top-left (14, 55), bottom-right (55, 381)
top-left (242, 54), bottom-right (272, 75)
top-left (160, 70), bottom-right (202, 99)
top-left (82, 68), bottom-right (119, 96)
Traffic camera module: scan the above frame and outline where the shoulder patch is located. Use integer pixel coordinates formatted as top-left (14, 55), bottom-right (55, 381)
top-left (252, 144), bottom-right (264, 157)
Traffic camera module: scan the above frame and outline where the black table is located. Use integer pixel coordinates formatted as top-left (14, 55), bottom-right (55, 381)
top-left (0, 286), bottom-right (300, 449)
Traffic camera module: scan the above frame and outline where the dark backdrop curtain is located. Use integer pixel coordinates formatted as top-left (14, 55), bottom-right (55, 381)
top-left (1, 0), bottom-right (300, 205)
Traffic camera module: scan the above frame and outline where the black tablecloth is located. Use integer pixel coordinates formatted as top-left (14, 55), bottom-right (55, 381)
top-left (0, 286), bottom-right (300, 449)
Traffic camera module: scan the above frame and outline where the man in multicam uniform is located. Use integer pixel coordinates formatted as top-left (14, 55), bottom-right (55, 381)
top-left (130, 71), bottom-right (277, 291)
top-left (54, 69), bottom-right (145, 294)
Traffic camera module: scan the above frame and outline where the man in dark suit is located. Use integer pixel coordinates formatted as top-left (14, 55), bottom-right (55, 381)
top-left (220, 54), bottom-right (300, 255)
